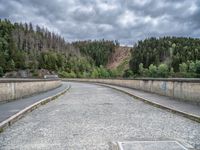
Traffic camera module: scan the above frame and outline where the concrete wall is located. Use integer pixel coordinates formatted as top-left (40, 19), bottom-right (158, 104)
top-left (0, 79), bottom-right (61, 102)
top-left (65, 78), bottom-right (200, 104)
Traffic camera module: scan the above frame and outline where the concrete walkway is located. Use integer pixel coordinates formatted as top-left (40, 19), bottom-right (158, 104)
top-left (0, 82), bottom-right (199, 150)
top-left (97, 83), bottom-right (200, 122)
top-left (0, 82), bottom-right (69, 123)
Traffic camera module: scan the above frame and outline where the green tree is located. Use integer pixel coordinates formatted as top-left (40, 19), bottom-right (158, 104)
top-left (148, 64), bottom-right (157, 77)
top-left (157, 64), bottom-right (168, 77)
top-left (139, 63), bottom-right (144, 76)
top-left (129, 37), bottom-right (200, 74)
top-left (188, 61), bottom-right (196, 73)
top-left (15, 51), bottom-right (28, 69)
top-left (0, 52), bottom-right (6, 70)
top-left (170, 67), bottom-right (174, 76)
top-left (98, 65), bottom-right (110, 78)
top-left (109, 69), bottom-right (118, 78)
top-left (6, 59), bottom-right (15, 71)
top-left (123, 69), bottom-right (133, 78)
top-left (179, 62), bottom-right (188, 73)
top-left (0, 66), bottom-right (3, 77)
top-left (73, 40), bottom-right (116, 66)
top-left (196, 60), bottom-right (200, 74)
top-left (69, 71), bottom-right (76, 78)
top-left (91, 68), bottom-right (99, 78)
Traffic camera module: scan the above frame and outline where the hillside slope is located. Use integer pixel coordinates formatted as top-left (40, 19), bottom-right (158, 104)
top-left (106, 46), bottom-right (131, 71)
top-left (0, 19), bottom-right (119, 78)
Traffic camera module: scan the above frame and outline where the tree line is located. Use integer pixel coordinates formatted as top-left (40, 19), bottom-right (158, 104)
top-left (0, 19), bottom-right (118, 78)
top-left (1, 19), bottom-right (200, 78)
top-left (72, 40), bottom-right (118, 66)
top-left (129, 37), bottom-right (200, 78)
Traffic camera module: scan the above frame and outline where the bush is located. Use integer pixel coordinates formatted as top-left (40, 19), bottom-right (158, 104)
top-left (169, 67), bottom-right (175, 77)
top-left (82, 71), bottom-right (90, 78)
top-left (135, 61), bottom-right (200, 78)
top-left (0, 66), bottom-right (3, 77)
top-left (6, 59), bottom-right (15, 71)
top-left (188, 61), bottom-right (196, 73)
top-left (196, 60), bottom-right (200, 74)
top-left (109, 69), bottom-right (118, 78)
top-left (58, 71), bottom-right (76, 78)
top-left (148, 64), bottom-right (157, 77)
top-left (91, 68), bottom-right (99, 78)
top-left (32, 70), bottom-right (39, 77)
top-left (157, 64), bottom-right (169, 77)
top-left (179, 62), bottom-right (188, 73)
top-left (173, 72), bottom-right (197, 78)
top-left (139, 63), bottom-right (144, 76)
top-left (123, 69), bottom-right (133, 78)
top-left (98, 66), bottom-right (110, 78)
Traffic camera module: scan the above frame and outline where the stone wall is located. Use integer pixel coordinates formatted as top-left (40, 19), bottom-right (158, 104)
top-left (0, 79), bottom-right (61, 102)
top-left (65, 78), bottom-right (200, 104)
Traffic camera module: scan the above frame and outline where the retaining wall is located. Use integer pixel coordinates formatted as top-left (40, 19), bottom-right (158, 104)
top-left (0, 78), bottom-right (61, 102)
top-left (65, 78), bottom-right (200, 104)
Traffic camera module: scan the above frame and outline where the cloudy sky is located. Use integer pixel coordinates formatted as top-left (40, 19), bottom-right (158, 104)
top-left (0, 0), bottom-right (200, 45)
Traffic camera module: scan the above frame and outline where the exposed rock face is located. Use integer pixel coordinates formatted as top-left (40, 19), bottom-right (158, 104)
top-left (37, 69), bottom-right (51, 78)
top-left (106, 46), bottom-right (131, 70)
top-left (4, 70), bottom-right (31, 78)
top-left (4, 71), bottom-right (18, 78)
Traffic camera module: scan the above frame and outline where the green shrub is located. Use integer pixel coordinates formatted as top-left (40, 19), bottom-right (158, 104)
top-left (91, 68), bottom-right (99, 78)
top-left (179, 62), bottom-right (188, 73)
top-left (98, 66), bottom-right (110, 78)
top-left (58, 71), bottom-right (76, 78)
top-left (188, 61), bottom-right (196, 73)
top-left (123, 69), bottom-right (133, 78)
top-left (109, 69), bottom-right (118, 78)
top-left (139, 63), bottom-right (144, 76)
top-left (169, 67), bottom-right (175, 77)
top-left (148, 64), bottom-right (157, 77)
top-left (0, 66), bottom-right (4, 77)
top-left (196, 60), bottom-right (200, 74)
top-left (157, 64), bottom-right (169, 77)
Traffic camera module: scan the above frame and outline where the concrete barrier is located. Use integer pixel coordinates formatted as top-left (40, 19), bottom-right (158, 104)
top-left (64, 78), bottom-right (200, 104)
top-left (0, 78), bottom-right (61, 103)
top-left (0, 85), bottom-right (70, 132)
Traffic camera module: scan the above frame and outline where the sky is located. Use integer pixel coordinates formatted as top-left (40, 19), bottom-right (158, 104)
top-left (0, 0), bottom-right (200, 45)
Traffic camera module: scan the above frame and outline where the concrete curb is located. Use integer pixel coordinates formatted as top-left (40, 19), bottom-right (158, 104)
top-left (0, 84), bottom-right (63, 105)
top-left (96, 83), bottom-right (200, 123)
top-left (0, 85), bottom-right (71, 132)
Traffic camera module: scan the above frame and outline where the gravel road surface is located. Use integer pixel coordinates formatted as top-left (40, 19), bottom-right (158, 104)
top-left (0, 82), bottom-right (199, 150)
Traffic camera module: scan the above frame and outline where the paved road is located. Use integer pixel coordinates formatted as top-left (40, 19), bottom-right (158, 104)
top-left (0, 82), bottom-right (200, 150)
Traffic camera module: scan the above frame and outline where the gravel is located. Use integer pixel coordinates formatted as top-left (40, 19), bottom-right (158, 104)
top-left (0, 82), bottom-right (199, 150)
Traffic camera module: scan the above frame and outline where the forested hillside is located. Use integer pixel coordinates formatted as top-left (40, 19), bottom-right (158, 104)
top-left (1, 19), bottom-right (200, 78)
top-left (129, 37), bottom-right (200, 77)
top-left (0, 19), bottom-right (118, 78)
top-left (0, 19), bottom-right (74, 73)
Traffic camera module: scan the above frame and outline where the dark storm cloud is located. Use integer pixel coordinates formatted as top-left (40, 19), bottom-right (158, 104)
top-left (0, 0), bottom-right (199, 45)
